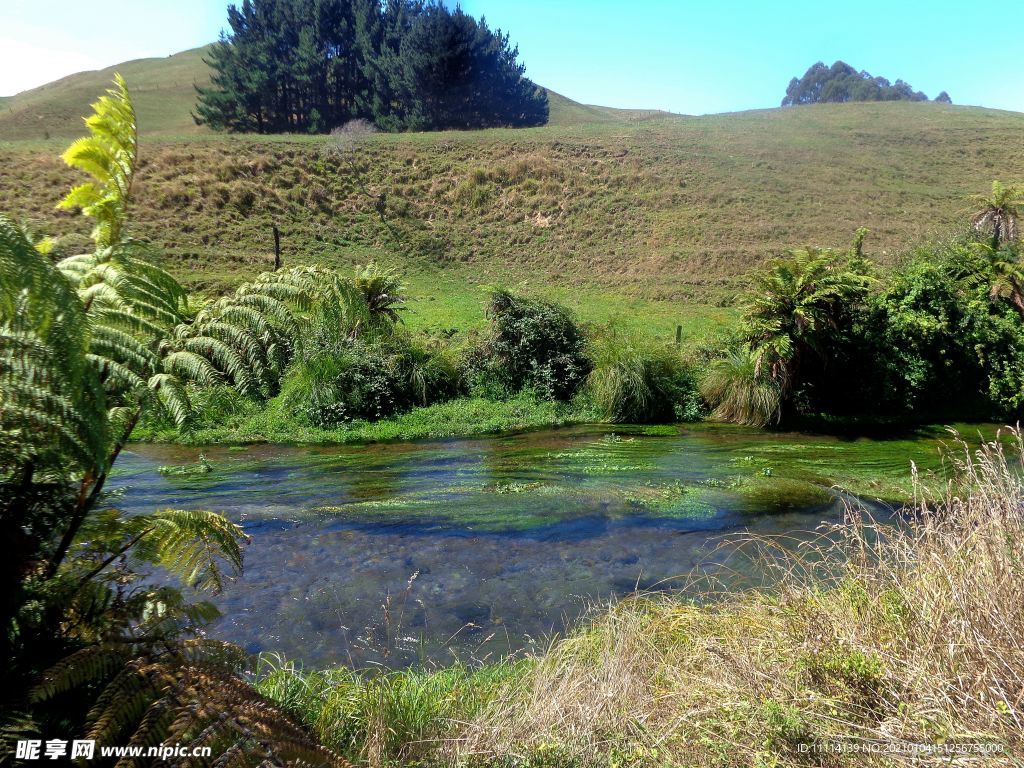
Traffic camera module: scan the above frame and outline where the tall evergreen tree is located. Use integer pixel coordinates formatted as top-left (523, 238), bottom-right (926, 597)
top-left (195, 0), bottom-right (547, 133)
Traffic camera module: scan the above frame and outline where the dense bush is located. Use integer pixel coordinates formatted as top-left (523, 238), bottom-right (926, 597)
top-left (704, 234), bottom-right (1024, 427)
top-left (588, 334), bottom-right (703, 423)
top-left (801, 242), bottom-right (1024, 422)
top-left (466, 289), bottom-right (592, 401)
top-left (279, 335), bottom-right (463, 427)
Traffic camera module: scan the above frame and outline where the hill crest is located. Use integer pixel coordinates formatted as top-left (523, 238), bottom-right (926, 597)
top-left (0, 46), bottom-right (659, 139)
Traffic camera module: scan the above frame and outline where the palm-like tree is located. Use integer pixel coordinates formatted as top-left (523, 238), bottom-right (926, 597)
top-left (964, 242), bottom-right (1024, 319)
top-left (743, 247), bottom-right (870, 396)
top-left (970, 180), bottom-right (1024, 248)
top-left (354, 262), bottom-right (406, 325)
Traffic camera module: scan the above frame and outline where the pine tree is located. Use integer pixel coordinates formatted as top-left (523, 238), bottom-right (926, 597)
top-left (195, 0), bottom-right (547, 133)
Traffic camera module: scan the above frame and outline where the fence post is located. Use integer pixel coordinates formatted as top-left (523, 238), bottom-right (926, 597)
top-left (273, 224), bottom-right (281, 271)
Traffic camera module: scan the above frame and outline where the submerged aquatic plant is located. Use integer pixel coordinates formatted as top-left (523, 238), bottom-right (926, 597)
top-left (448, 429), bottom-right (1024, 766)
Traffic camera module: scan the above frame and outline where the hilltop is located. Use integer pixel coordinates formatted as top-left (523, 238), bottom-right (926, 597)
top-left (2, 49), bottom-right (1023, 332)
top-left (0, 46), bottom-right (654, 139)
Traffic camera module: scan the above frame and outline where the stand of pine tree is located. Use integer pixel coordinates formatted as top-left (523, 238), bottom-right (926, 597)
top-left (194, 0), bottom-right (549, 133)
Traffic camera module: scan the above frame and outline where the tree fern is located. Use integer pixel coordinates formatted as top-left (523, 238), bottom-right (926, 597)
top-left (123, 509), bottom-right (248, 594)
top-left (0, 216), bottom-right (108, 478)
top-left (354, 262), bottom-right (407, 325)
top-left (32, 640), bottom-right (352, 768)
top-left (56, 73), bottom-right (137, 248)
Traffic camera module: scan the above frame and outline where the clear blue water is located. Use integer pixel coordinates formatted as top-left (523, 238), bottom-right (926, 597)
top-left (109, 424), bottom-right (933, 668)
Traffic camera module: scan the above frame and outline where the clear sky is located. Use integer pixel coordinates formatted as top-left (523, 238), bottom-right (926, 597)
top-left (2, 0), bottom-right (1021, 113)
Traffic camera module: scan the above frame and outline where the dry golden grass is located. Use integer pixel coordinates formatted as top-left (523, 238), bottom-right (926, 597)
top-left (450, 430), bottom-right (1024, 766)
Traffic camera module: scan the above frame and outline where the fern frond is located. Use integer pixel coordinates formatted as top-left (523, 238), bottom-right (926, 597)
top-left (58, 73), bottom-right (137, 247)
top-left (126, 509), bottom-right (247, 594)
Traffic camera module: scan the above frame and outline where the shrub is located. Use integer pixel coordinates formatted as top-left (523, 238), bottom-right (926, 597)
top-left (466, 289), bottom-right (592, 401)
top-left (587, 335), bottom-right (702, 423)
top-left (814, 243), bottom-right (1024, 422)
top-left (277, 335), bottom-right (463, 427)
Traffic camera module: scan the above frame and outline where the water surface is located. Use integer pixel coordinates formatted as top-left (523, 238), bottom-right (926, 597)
top-left (111, 423), bottom-right (973, 667)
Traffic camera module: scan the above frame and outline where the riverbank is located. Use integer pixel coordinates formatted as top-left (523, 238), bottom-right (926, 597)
top-left (250, 430), bottom-right (1023, 767)
top-left (134, 391), bottom-right (599, 446)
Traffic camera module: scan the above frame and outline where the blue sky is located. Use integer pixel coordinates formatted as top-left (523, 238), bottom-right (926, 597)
top-left (2, 0), bottom-right (1021, 113)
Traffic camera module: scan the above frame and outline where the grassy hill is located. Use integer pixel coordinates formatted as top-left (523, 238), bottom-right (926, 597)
top-left (0, 46), bottom-right (645, 139)
top-left (2, 51), bottom-right (1024, 337)
top-left (0, 46), bottom-right (214, 139)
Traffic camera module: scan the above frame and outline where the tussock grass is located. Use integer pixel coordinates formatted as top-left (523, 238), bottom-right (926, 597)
top-left (254, 656), bottom-right (531, 766)
top-left (586, 332), bottom-right (702, 423)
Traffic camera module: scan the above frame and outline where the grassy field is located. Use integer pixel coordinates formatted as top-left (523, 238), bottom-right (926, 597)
top-left (3, 46), bottom-right (1023, 321)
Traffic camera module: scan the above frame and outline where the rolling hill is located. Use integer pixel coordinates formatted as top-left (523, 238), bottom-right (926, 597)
top-left (2, 48), bottom-right (1024, 332)
top-left (0, 45), bottom-right (655, 139)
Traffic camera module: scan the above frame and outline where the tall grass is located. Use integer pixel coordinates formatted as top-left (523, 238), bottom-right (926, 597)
top-left (253, 655), bottom-right (531, 766)
top-left (700, 346), bottom-right (782, 427)
top-left (587, 333), bottom-right (702, 423)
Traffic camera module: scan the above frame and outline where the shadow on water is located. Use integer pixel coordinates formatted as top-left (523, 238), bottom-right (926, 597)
top-left (109, 422), bottom-right (991, 668)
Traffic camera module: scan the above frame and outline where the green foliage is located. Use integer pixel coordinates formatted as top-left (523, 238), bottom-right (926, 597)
top-left (800, 644), bottom-right (886, 710)
top-left (353, 262), bottom-right (407, 326)
top-left (56, 74), bottom-right (137, 247)
top-left (0, 217), bottom-right (107, 476)
top-left (255, 655), bottom-right (529, 763)
top-left (98, 508), bottom-right (246, 593)
top-left (278, 334), bottom-right (463, 427)
top-left (699, 347), bottom-right (782, 428)
top-left (169, 264), bottom-right (367, 400)
top-left (970, 180), bottom-right (1024, 247)
top-left (742, 247), bottom-right (871, 397)
top-left (144, 390), bottom-right (592, 445)
top-left (783, 60), bottom-right (937, 106)
top-left (845, 243), bottom-right (1024, 420)
top-left (0, 79), bottom-right (323, 764)
top-left (587, 333), bottom-right (702, 423)
top-left (468, 289), bottom-right (592, 401)
top-left (963, 242), bottom-right (1024, 317)
top-left (195, 0), bottom-right (548, 133)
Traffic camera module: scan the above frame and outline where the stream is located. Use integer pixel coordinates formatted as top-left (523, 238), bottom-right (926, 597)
top-left (109, 422), bottom-right (978, 668)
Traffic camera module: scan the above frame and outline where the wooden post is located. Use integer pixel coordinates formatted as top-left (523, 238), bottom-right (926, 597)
top-left (675, 325), bottom-right (682, 347)
top-left (272, 225), bottom-right (281, 271)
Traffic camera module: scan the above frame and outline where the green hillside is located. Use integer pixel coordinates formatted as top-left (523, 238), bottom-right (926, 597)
top-left (0, 46), bottom-right (639, 139)
top-left (0, 46), bottom-right (214, 139)
top-left (2, 50), bottom-right (1023, 334)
